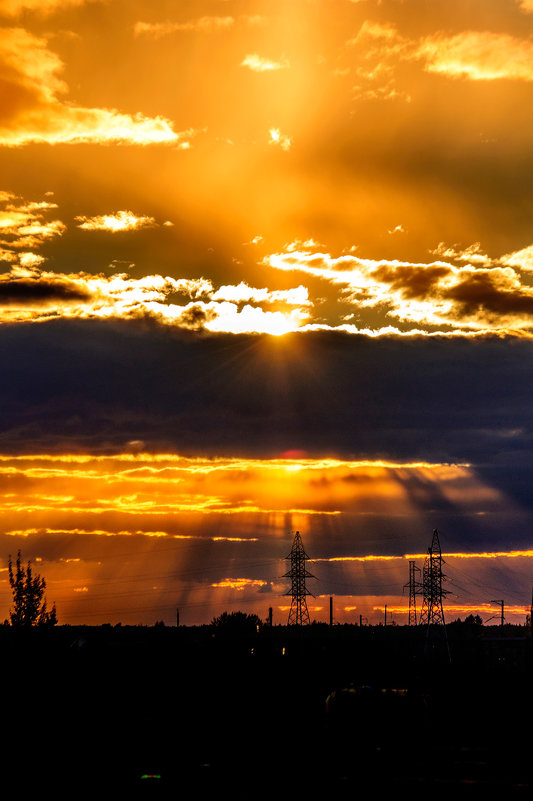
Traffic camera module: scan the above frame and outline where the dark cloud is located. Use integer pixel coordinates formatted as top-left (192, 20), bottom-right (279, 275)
top-left (445, 271), bottom-right (533, 319)
top-left (372, 263), bottom-right (451, 300)
top-left (178, 303), bottom-right (217, 329)
top-left (0, 278), bottom-right (91, 304)
top-left (0, 320), bottom-right (532, 467)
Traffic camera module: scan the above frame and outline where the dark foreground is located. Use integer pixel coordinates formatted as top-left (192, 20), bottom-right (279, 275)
top-left (2, 623), bottom-right (531, 799)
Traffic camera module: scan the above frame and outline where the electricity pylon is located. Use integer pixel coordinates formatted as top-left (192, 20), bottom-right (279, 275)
top-left (419, 529), bottom-right (449, 626)
top-left (404, 560), bottom-right (422, 625)
top-left (283, 531), bottom-right (316, 625)
top-left (419, 529), bottom-right (451, 662)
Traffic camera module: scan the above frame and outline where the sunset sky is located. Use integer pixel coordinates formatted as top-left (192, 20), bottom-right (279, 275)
top-left (1, 0), bottom-right (533, 625)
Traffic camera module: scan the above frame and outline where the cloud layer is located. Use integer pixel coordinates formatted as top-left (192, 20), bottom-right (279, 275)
top-left (0, 27), bottom-right (182, 146)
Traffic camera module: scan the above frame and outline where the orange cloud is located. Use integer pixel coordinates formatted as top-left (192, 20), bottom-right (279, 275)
top-left (241, 54), bottom-right (290, 72)
top-left (500, 245), bottom-right (533, 272)
top-left (268, 128), bottom-right (291, 151)
top-left (267, 247), bottom-right (533, 333)
top-left (0, 27), bottom-right (183, 146)
top-left (211, 578), bottom-right (267, 591)
top-left (0, 194), bottom-right (65, 254)
top-left (75, 211), bottom-right (158, 233)
top-left (415, 31), bottom-right (533, 82)
top-left (0, 0), bottom-right (93, 15)
top-left (211, 282), bottom-right (310, 306)
top-left (134, 17), bottom-right (235, 38)
top-left (0, 260), bottom-right (311, 334)
top-left (343, 21), bottom-right (533, 99)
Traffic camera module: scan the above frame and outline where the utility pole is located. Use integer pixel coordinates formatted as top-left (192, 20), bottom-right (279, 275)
top-left (329, 596), bottom-right (333, 627)
top-left (176, 607), bottom-right (180, 627)
top-left (283, 531), bottom-right (316, 625)
top-left (404, 560), bottom-right (422, 625)
top-left (384, 604), bottom-right (387, 626)
top-left (419, 529), bottom-right (451, 662)
top-left (268, 606), bottom-right (273, 627)
top-left (491, 599), bottom-right (505, 630)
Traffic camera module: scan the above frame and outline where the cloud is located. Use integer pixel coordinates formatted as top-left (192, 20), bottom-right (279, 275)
top-left (500, 245), bottom-right (533, 272)
top-left (346, 21), bottom-right (411, 101)
top-left (0, 28), bottom-right (182, 146)
top-left (415, 30), bottom-right (533, 82)
top-left (75, 211), bottom-right (158, 233)
top-left (268, 128), bottom-right (291, 150)
top-left (518, 0), bottom-right (533, 11)
top-left (344, 21), bottom-right (533, 97)
top-left (211, 282), bottom-right (310, 306)
top-left (0, 275), bottom-right (90, 305)
top-left (241, 54), bottom-right (290, 72)
top-left (431, 242), bottom-right (493, 267)
top-left (133, 14), bottom-right (266, 38)
top-left (211, 578), bottom-right (267, 591)
top-left (0, 0), bottom-right (93, 16)
top-left (134, 16), bottom-right (235, 38)
top-left (266, 247), bottom-right (533, 332)
top-left (0, 265), bottom-right (310, 334)
top-left (0, 265), bottom-right (209, 316)
top-left (0, 194), bottom-right (65, 254)
top-left (2, 321), bottom-right (533, 475)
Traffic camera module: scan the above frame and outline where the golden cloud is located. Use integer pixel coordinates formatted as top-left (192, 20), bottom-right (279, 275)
top-left (134, 16), bottom-right (235, 38)
top-left (268, 128), bottom-right (291, 151)
top-left (415, 30), bottom-right (533, 81)
top-left (500, 245), bottom-right (533, 272)
top-left (344, 21), bottom-right (533, 97)
top-left (431, 242), bottom-right (493, 267)
top-left (211, 282), bottom-right (310, 306)
top-left (241, 54), bottom-right (290, 72)
top-left (211, 578), bottom-right (267, 591)
top-left (0, 263), bottom-right (310, 334)
top-left (267, 247), bottom-right (533, 332)
top-left (0, 0), bottom-right (91, 16)
top-left (0, 27), bottom-right (182, 146)
top-left (0, 194), bottom-right (65, 256)
top-left (75, 211), bottom-right (158, 233)
top-left (0, 453), bottom-right (483, 531)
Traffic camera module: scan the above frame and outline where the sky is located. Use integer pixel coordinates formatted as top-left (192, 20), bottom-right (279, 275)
top-left (1, 0), bottom-right (533, 625)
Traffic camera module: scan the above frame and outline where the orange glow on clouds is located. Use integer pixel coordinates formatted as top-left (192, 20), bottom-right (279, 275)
top-left (75, 211), bottom-right (157, 233)
top-left (212, 578), bottom-right (267, 591)
top-left (0, 452), bottom-right (528, 624)
top-left (241, 54), bottom-right (290, 72)
top-left (315, 549), bottom-right (533, 563)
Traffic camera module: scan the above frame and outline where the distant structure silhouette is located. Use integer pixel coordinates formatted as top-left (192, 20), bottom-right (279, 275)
top-left (283, 531), bottom-right (316, 625)
top-left (419, 529), bottom-right (449, 627)
top-left (404, 560), bottom-right (422, 625)
top-left (419, 529), bottom-right (451, 661)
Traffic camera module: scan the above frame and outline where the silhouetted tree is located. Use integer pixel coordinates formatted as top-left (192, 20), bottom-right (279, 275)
top-left (211, 611), bottom-right (262, 633)
top-left (464, 614), bottom-right (483, 626)
top-left (8, 551), bottom-right (57, 627)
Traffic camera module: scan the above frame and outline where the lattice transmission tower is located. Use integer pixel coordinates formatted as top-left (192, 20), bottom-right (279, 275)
top-left (404, 560), bottom-right (422, 625)
top-left (283, 531), bottom-right (316, 625)
top-left (419, 529), bottom-right (451, 662)
top-left (419, 529), bottom-right (449, 627)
